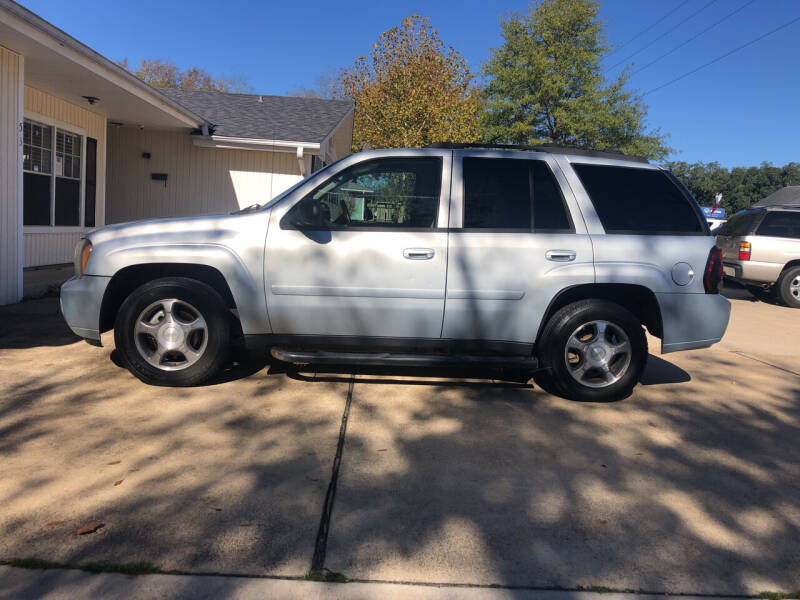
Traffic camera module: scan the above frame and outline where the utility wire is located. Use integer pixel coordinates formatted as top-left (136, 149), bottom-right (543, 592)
top-left (644, 14), bottom-right (800, 96)
top-left (607, 0), bottom-right (691, 57)
top-left (632, 0), bottom-right (757, 75)
top-left (605, 0), bottom-right (719, 72)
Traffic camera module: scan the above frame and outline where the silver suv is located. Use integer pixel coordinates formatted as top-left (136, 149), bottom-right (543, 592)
top-left (60, 144), bottom-right (730, 401)
top-left (716, 206), bottom-right (800, 307)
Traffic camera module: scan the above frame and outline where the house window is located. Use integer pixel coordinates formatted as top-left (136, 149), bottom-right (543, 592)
top-left (23, 118), bottom-right (85, 227)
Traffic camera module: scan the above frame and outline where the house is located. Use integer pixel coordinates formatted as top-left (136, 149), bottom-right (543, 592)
top-left (0, 0), bottom-right (354, 305)
top-left (752, 186), bottom-right (800, 208)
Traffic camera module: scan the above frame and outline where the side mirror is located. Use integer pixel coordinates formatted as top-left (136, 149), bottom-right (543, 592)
top-left (289, 197), bottom-right (324, 229)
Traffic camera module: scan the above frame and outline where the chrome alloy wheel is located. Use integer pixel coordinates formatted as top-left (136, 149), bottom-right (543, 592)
top-left (564, 320), bottom-right (631, 388)
top-left (790, 274), bottom-right (800, 301)
top-left (134, 299), bottom-right (208, 371)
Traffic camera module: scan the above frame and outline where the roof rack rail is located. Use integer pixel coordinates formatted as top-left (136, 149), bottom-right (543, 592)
top-left (424, 142), bottom-right (650, 164)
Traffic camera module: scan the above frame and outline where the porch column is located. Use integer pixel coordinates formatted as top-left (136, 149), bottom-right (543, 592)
top-left (0, 46), bottom-right (23, 305)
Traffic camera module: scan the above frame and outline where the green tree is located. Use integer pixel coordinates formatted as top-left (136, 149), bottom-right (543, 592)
top-left (481, 0), bottom-right (669, 160)
top-left (666, 161), bottom-right (800, 214)
top-left (118, 58), bottom-right (250, 93)
top-left (335, 14), bottom-right (481, 151)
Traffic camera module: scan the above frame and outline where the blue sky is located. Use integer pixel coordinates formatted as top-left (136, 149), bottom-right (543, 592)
top-left (19, 0), bottom-right (800, 167)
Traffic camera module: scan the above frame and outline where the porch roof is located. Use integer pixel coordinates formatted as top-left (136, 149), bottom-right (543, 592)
top-left (0, 0), bottom-right (206, 130)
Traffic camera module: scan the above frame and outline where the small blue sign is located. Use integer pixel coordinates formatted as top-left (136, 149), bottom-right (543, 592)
top-left (701, 206), bottom-right (726, 218)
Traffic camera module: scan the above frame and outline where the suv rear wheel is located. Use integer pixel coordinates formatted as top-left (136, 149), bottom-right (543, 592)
top-left (536, 300), bottom-right (647, 402)
top-left (114, 277), bottom-right (231, 386)
top-left (777, 266), bottom-right (800, 308)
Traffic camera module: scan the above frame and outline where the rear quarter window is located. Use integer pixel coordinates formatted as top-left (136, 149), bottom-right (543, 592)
top-left (717, 210), bottom-right (761, 236)
top-left (572, 164), bottom-right (706, 235)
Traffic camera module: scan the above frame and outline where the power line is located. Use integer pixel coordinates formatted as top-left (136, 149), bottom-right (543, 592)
top-left (605, 0), bottom-right (719, 72)
top-left (644, 14), bottom-right (800, 96)
top-left (607, 0), bottom-right (691, 57)
top-left (632, 0), bottom-right (757, 75)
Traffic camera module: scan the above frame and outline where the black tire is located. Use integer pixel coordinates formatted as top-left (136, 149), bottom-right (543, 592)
top-left (534, 300), bottom-right (647, 402)
top-left (114, 277), bottom-right (231, 386)
top-left (776, 266), bottom-right (800, 308)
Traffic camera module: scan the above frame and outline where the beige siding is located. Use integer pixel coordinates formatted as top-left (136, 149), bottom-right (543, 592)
top-left (107, 127), bottom-right (303, 223)
top-left (23, 86), bottom-right (107, 267)
top-left (0, 47), bottom-right (22, 303)
top-left (328, 111), bottom-right (354, 159)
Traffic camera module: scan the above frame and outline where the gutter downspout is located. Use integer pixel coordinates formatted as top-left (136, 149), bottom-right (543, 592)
top-left (296, 146), bottom-right (307, 177)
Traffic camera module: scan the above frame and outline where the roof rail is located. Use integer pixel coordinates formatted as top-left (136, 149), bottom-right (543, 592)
top-left (424, 142), bottom-right (650, 164)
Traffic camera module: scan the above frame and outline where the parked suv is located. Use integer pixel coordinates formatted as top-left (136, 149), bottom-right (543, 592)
top-left (716, 206), bottom-right (800, 307)
top-left (61, 144), bottom-right (730, 401)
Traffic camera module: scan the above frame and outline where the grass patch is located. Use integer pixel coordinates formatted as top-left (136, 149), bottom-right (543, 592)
top-left (304, 568), bottom-right (348, 583)
top-left (2, 557), bottom-right (162, 576)
top-left (759, 592), bottom-right (800, 600)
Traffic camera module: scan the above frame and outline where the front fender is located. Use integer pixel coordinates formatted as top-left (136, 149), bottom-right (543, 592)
top-left (95, 243), bottom-right (269, 335)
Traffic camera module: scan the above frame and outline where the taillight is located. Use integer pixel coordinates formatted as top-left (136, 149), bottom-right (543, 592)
top-left (738, 241), bottom-right (751, 261)
top-left (704, 246), bottom-right (724, 294)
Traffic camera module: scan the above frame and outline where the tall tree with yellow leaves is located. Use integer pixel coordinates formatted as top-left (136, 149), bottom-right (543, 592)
top-left (336, 15), bottom-right (480, 151)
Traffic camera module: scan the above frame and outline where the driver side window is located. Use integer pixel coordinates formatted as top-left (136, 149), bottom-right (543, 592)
top-left (285, 157), bottom-right (442, 230)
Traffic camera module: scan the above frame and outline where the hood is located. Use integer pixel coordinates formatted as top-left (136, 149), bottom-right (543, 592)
top-left (86, 211), bottom-right (265, 246)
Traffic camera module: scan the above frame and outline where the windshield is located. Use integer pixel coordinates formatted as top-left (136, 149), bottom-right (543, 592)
top-left (263, 157), bottom-right (349, 210)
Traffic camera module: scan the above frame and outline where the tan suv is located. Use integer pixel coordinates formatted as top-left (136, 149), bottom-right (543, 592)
top-left (716, 206), bottom-right (800, 307)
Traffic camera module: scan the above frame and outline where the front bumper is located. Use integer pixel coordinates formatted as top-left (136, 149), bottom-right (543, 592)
top-left (656, 292), bottom-right (731, 353)
top-left (60, 275), bottom-right (111, 345)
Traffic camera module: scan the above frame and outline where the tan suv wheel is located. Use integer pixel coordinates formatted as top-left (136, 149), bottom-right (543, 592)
top-left (777, 266), bottom-right (800, 308)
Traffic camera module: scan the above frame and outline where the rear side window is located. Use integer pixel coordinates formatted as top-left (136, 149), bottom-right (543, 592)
top-left (573, 164), bottom-right (705, 234)
top-left (463, 158), bottom-right (572, 231)
top-left (717, 210), bottom-right (761, 236)
top-left (756, 211), bottom-right (800, 239)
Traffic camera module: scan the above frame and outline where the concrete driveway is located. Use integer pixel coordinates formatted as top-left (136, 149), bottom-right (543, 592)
top-left (0, 287), bottom-right (798, 597)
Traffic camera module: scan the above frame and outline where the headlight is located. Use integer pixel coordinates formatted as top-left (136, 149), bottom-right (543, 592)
top-left (73, 238), bottom-right (93, 277)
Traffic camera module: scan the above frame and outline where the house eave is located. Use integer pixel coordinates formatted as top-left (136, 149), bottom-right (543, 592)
top-left (0, 0), bottom-right (206, 129)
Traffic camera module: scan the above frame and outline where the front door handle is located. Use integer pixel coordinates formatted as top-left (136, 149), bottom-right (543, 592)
top-left (546, 250), bottom-right (576, 262)
top-left (403, 248), bottom-right (435, 260)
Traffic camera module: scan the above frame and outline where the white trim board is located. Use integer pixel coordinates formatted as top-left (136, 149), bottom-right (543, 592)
top-left (192, 135), bottom-right (323, 154)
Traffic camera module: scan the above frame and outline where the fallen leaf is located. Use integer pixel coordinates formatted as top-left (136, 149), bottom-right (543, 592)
top-left (214, 508), bottom-right (222, 512)
top-left (598, 519), bottom-right (608, 525)
top-left (113, 480), bottom-right (124, 486)
top-left (239, 522), bottom-right (254, 527)
top-left (107, 461), bottom-right (120, 465)
top-left (377, 449), bottom-right (388, 452)
top-left (76, 522), bottom-right (104, 535)
top-left (47, 521), bottom-right (65, 527)
top-left (601, 464), bottom-right (607, 468)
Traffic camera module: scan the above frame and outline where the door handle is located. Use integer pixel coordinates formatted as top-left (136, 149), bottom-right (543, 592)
top-left (403, 248), bottom-right (435, 260)
top-left (546, 250), bottom-right (576, 262)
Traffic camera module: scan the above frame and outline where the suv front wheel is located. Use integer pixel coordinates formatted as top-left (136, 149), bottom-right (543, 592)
top-left (536, 300), bottom-right (647, 402)
top-left (115, 277), bottom-right (231, 386)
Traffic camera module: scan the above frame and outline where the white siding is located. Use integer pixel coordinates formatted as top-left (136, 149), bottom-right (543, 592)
top-left (23, 86), bottom-right (107, 267)
top-left (0, 46), bottom-right (22, 304)
top-left (107, 128), bottom-right (304, 223)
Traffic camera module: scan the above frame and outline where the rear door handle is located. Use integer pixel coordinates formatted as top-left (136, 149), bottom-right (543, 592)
top-left (546, 250), bottom-right (576, 262)
top-left (403, 248), bottom-right (435, 260)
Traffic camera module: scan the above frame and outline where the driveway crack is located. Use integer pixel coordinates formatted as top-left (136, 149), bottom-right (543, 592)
top-left (310, 375), bottom-right (355, 574)
top-left (729, 351), bottom-right (800, 378)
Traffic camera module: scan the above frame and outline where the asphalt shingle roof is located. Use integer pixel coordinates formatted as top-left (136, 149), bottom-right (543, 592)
top-left (160, 89), bottom-right (353, 144)
top-left (753, 186), bottom-right (800, 207)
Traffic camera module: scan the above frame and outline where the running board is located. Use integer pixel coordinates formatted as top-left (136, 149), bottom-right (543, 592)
top-left (269, 347), bottom-right (538, 368)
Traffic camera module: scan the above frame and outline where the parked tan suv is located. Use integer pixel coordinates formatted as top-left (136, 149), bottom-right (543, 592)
top-left (716, 206), bottom-right (800, 307)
